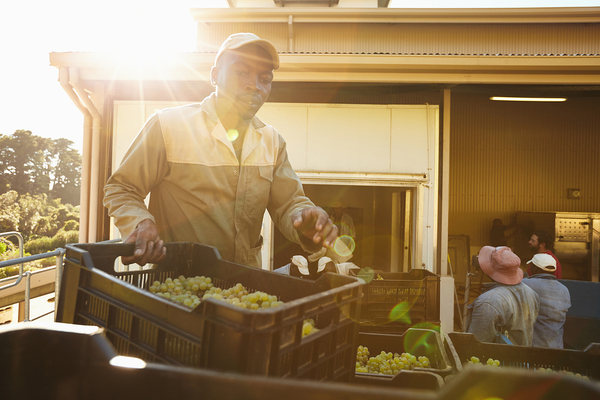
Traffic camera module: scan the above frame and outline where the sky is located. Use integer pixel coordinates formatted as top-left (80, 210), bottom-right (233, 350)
top-left (0, 0), bottom-right (599, 154)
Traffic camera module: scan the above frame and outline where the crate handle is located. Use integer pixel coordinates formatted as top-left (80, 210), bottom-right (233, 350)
top-left (100, 243), bottom-right (136, 256)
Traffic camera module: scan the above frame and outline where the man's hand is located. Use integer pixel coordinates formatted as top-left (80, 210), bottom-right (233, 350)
top-left (121, 218), bottom-right (167, 265)
top-left (292, 207), bottom-right (338, 252)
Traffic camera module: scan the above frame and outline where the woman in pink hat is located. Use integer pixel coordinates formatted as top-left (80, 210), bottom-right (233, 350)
top-left (466, 246), bottom-right (540, 346)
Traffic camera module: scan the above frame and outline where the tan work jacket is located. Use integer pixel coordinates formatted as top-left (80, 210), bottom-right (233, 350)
top-left (104, 93), bottom-right (314, 267)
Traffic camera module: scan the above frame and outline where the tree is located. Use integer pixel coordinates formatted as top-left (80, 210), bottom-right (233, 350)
top-left (0, 190), bottom-right (20, 233)
top-left (0, 130), bottom-right (81, 205)
top-left (50, 138), bottom-right (81, 205)
top-left (0, 130), bottom-right (51, 195)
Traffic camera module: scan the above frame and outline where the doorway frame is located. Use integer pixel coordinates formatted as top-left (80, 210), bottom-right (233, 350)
top-left (261, 172), bottom-right (437, 273)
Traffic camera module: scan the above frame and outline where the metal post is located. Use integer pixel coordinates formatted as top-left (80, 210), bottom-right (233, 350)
top-left (55, 251), bottom-right (65, 311)
top-left (23, 271), bottom-right (31, 322)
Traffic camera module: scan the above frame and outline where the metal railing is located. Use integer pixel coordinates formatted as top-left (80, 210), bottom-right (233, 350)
top-left (0, 231), bottom-right (65, 322)
top-left (0, 232), bottom-right (25, 290)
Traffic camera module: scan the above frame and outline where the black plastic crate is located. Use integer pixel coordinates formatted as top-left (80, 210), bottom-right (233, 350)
top-left (56, 242), bottom-right (363, 381)
top-left (86, 362), bottom-right (438, 400)
top-left (446, 332), bottom-right (600, 380)
top-left (354, 370), bottom-right (444, 391)
top-left (438, 366), bottom-right (600, 400)
top-left (0, 322), bottom-right (437, 400)
top-left (354, 328), bottom-right (453, 388)
top-left (0, 322), bottom-right (118, 400)
top-left (355, 269), bottom-right (440, 334)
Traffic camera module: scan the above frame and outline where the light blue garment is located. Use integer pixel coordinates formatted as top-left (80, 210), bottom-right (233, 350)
top-left (467, 282), bottom-right (540, 346)
top-left (523, 274), bottom-right (571, 348)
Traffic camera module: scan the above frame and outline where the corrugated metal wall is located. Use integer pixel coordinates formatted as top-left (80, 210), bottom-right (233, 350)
top-left (197, 22), bottom-right (600, 55)
top-left (449, 93), bottom-right (600, 252)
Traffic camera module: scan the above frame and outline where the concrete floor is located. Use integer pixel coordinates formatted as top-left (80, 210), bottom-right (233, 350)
top-left (2, 293), bottom-right (55, 325)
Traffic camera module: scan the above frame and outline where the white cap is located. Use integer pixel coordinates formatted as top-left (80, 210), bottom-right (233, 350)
top-left (527, 253), bottom-right (557, 272)
top-left (214, 32), bottom-right (279, 69)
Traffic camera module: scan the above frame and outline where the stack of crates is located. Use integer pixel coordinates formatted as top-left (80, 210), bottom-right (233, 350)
top-left (56, 242), bottom-right (363, 381)
top-left (355, 269), bottom-right (440, 334)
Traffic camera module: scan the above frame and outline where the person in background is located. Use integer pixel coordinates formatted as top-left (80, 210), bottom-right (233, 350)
top-left (523, 253), bottom-right (571, 349)
top-left (104, 33), bottom-right (338, 267)
top-left (490, 218), bottom-right (508, 246)
top-left (528, 231), bottom-right (562, 279)
top-left (467, 246), bottom-right (540, 346)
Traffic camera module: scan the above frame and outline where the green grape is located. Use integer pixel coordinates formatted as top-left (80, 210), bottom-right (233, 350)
top-left (486, 358), bottom-right (500, 367)
top-left (150, 276), bottom-right (287, 312)
top-left (355, 345), bottom-right (430, 375)
top-left (302, 319), bottom-right (319, 337)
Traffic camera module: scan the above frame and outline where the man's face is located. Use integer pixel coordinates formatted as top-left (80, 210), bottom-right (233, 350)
top-left (528, 234), bottom-right (540, 251)
top-left (213, 44), bottom-right (274, 120)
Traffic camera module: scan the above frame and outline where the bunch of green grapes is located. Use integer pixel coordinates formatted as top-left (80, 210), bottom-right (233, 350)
top-left (356, 345), bottom-right (370, 365)
top-left (203, 285), bottom-right (284, 310)
top-left (302, 319), bottom-right (319, 337)
top-left (202, 285), bottom-right (317, 337)
top-left (467, 356), bottom-right (500, 367)
top-left (150, 278), bottom-right (318, 339)
top-left (355, 346), bottom-right (431, 375)
top-left (149, 275), bottom-right (213, 308)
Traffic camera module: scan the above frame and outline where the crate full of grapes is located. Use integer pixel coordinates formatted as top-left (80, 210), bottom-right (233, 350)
top-left (56, 242), bottom-right (363, 381)
top-left (353, 328), bottom-right (453, 390)
top-left (446, 332), bottom-right (600, 381)
top-left (354, 269), bottom-right (440, 333)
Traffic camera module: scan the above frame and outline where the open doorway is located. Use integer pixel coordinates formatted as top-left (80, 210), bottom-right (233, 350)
top-left (272, 184), bottom-right (414, 272)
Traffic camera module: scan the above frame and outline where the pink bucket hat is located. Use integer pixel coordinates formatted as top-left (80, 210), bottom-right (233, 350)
top-left (477, 246), bottom-right (523, 285)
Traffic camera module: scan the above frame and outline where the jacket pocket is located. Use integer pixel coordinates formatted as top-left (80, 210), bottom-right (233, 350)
top-left (258, 165), bottom-right (274, 182)
top-left (243, 165), bottom-right (273, 220)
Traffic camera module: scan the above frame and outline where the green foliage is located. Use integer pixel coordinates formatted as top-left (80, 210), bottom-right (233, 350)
top-left (0, 238), bottom-right (12, 255)
top-left (0, 190), bottom-right (20, 233)
top-left (51, 229), bottom-right (79, 248)
top-left (0, 239), bottom-right (46, 279)
top-left (0, 130), bottom-right (81, 205)
top-left (0, 263), bottom-right (44, 280)
top-left (0, 130), bottom-right (82, 278)
top-left (0, 191), bottom-right (80, 243)
top-left (24, 236), bottom-right (54, 255)
top-left (63, 220), bottom-right (79, 231)
top-left (23, 229), bottom-right (79, 255)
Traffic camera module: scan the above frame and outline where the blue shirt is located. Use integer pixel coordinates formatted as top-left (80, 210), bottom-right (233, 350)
top-left (467, 282), bottom-right (540, 346)
top-left (523, 274), bottom-right (571, 348)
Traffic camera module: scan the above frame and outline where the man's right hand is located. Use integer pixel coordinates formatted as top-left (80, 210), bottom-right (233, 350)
top-left (121, 218), bottom-right (167, 265)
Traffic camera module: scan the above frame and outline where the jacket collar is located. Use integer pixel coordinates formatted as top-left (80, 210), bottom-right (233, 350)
top-left (199, 93), bottom-right (267, 162)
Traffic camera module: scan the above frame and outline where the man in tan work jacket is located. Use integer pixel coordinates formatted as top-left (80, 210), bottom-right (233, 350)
top-left (104, 33), bottom-right (338, 267)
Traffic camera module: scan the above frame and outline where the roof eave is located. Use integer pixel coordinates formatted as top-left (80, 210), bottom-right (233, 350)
top-left (191, 7), bottom-right (600, 24)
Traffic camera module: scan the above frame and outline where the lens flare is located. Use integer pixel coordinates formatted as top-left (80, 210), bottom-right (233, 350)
top-left (226, 129), bottom-right (239, 142)
top-left (403, 328), bottom-right (436, 355)
top-left (333, 235), bottom-right (355, 258)
top-left (388, 301), bottom-right (411, 324)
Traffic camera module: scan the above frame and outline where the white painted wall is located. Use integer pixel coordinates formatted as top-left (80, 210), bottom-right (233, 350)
top-left (111, 101), bottom-right (439, 271)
